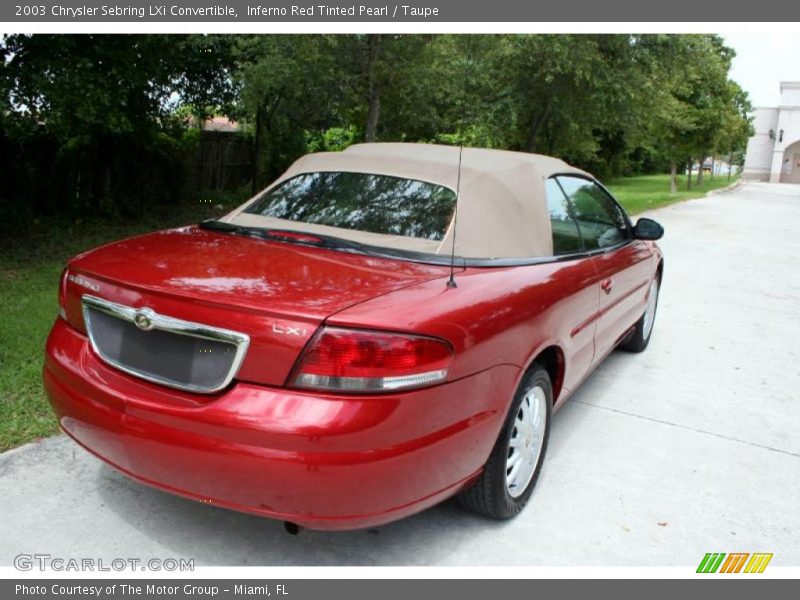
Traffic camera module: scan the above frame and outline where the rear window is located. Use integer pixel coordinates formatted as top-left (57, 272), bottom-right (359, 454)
top-left (244, 172), bottom-right (456, 241)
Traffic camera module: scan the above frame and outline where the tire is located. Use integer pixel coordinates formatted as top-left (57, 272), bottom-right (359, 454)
top-left (620, 275), bottom-right (660, 353)
top-left (457, 364), bottom-right (552, 520)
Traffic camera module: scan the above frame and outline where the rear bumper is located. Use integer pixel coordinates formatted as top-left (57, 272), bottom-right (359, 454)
top-left (44, 318), bottom-right (519, 530)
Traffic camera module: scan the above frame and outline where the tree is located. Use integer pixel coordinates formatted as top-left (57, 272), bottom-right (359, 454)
top-left (364, 35), bottom-right (381, 142)
top-left (1, 33), bottom-right (757, 228)
top-left (235, 35), bottom-right (344, 191)
top-left (641, 35), bottom-right (703, 193)
top-left (333, 34), bottom-right (434, 143)
top-left (1, 34), bottom-right (236, 215)
top-left (433, 35), bottom-right (674, 177)
top-left (714, 81), bottom-right (754, 178)
top-left (642, 35), bottom-right (746, 192)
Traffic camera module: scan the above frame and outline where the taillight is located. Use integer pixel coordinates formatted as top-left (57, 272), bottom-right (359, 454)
top-left (58, 268), bottom-right (68, 321)
top-left (290, 326), bottom-right (453, 393)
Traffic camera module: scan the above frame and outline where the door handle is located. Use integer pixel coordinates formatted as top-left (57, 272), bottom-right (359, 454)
top-left (601, 279), bottom-right (614, 294)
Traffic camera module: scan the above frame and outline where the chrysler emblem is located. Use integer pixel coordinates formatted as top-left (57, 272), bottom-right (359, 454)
top-left (133, 308), bottom-right (156, 331)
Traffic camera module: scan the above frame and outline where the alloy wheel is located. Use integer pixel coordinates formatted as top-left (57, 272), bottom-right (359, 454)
top-left (505, 384), bottom-right (547, 498)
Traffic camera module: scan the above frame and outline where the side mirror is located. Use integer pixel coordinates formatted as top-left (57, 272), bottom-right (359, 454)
top-left (634, 218), bottom-right (664, 241)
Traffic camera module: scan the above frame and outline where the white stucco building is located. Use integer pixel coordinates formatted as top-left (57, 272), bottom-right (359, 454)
top-left (743, 81), bottom-right (800, 184)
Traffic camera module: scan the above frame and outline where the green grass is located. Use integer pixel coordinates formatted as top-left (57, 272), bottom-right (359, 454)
top-left (606, 173), bottom-right (739, 215)
top-left (0, 258), bottom-right (65, 449)
top-left (0, 173), bottom-right (737, 450)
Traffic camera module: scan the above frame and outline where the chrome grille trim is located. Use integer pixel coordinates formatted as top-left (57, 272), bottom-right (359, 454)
top-left (81, 294), bottom-right (250, 394)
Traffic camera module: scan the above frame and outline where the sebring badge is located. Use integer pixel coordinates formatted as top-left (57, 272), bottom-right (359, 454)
top-left (67, 273), bottom-right (100, 293)
top-left (133, 308), bottom-right (156, 331)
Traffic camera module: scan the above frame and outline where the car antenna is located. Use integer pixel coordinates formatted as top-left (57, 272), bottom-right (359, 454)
top-left (447, 39), bottom-right (474, 290)
top-left (446, 144), bottom-right (463, 289)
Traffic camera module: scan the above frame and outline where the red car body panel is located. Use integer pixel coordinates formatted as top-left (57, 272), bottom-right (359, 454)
top-left (61, 227), bottom-right (450, 389)
top-left (45, 318), bottom-right (518, 529)
top-left (44, 225), bottom-right (662, 530)
top-left (591, 242), bottom-right (657, 361)
top-left (329, 257), bottom-right (603, 397)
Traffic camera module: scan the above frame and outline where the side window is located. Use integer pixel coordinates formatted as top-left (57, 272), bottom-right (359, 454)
top-left (556, 176), bottom-right (630, 250)
top-left (545, 178), bottom-right (583, 255)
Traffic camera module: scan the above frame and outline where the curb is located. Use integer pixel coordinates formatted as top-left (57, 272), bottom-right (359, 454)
top-left (705, 179), bottom-right (742, 197)
top-left (0, 435), bottom-right (63, 460)
top-left (635, 178), bottom-right (744, 217)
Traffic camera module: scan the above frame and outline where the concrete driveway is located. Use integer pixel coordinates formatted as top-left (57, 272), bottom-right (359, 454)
top-left (2, 182), bottom-right (798, 567)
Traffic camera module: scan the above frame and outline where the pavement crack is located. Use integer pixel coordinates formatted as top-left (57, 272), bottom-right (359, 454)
top-left (573, 400), bottom-right (800, 459)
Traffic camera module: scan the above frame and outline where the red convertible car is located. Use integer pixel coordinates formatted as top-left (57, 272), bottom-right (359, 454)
top-left (44, 143), bottom-right (663, 531)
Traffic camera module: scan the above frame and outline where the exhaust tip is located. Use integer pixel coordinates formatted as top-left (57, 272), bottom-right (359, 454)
top-left (284, 521), bottom-right (302, 535)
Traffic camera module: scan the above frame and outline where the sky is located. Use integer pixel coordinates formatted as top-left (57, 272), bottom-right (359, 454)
top-left (724, 33), bottom-right (800, 107)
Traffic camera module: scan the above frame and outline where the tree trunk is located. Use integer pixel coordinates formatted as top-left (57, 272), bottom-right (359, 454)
top-left (251, 102), bottom-right (266, 195)
top-left (686, 160), bottom-right (692, 190)
top-left (710, 156), bottom-right (715, 179)
top-left (250, 92), bottom-right (284, 193)
top-left (75, 164), bottom-right (82, 210)
top-left (526, 102), bottom-right (552, 153)
top-left (696, 155), bottom-right (705, 186)
top-left (670, 161), bottom-right (678, 194)
top-left (364, 35), bottom-right (382, 143)
top-left (87, 140), bottom-right (102, 213)
top-left (728, 149), bottom-right (734, 180)
top-left (365, 94), bottom-right (380, 143)
top-left (101, 136), bottom-right (112, 210)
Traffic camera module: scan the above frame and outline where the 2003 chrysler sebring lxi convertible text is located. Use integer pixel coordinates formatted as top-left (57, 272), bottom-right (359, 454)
top-left (44, 144), bottom-right (664, 530)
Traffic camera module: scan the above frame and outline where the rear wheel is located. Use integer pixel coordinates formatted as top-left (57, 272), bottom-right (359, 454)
top-left (621, 275), bottom-right (660, 353)
top-left (457, 364), bottom-right (552, 519)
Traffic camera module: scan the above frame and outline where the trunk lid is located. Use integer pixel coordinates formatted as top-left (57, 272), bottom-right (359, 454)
top-left (64, 226), bottom-right (448, 390)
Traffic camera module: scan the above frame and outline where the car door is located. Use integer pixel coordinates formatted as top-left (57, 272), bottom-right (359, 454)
top-left (555, 175), bottom-right (655, 362)
top-left (543, 178), bottom-right (601, 392)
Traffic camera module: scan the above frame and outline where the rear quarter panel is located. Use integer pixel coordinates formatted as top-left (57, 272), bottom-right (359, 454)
top-left (328, 257), bottom-right (603, 405)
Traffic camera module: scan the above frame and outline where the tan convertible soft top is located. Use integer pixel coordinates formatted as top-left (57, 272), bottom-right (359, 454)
top-left (222, 143), bottom-right (592, 259)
